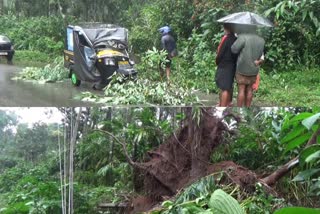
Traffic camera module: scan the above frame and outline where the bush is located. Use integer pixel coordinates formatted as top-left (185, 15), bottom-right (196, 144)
top-left (14, 50), bottom-right (52, 66)
top-left (0, 14), bottom-right (65, 55)
top-left (262, 0), bottom-right (320, 70)
top-left (79, 77), bottom-right (199, 106)
top-left (15, 57), bottom-right (69, 83)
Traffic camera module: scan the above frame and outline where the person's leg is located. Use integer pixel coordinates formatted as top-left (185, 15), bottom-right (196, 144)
top-left (159, 62), bottom-right (165, 80)
top-left (228, 87), bottom-right (233, 106)
top-left (166, 66), bottom-right (171, 81)
top-left (245, 84), bottom-right (254, 107)
top-left (220, 90), bottom-right (229, 107)
top-left (217, 90), bottom-right (222, 106)
top-left (237, 84), bottom-right (246, 107)
top-left (165, 57), bottom-right (172, 81)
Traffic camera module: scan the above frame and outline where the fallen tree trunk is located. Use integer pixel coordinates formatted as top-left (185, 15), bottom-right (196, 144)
top-left (261, 128), bottom-right (320, 186)
top-left (97, 109), bottom-right (320, 213)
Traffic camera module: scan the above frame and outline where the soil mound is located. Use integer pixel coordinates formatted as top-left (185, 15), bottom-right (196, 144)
top-left (126, 108), bottom-right (258, 213)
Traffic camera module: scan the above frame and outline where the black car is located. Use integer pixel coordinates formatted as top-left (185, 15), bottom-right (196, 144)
top-left (0, 35), bottom-right (14, 64)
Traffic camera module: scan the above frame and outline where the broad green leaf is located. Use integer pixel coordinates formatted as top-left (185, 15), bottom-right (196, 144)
top-left (291, 113), bottom-right (314, 123)
top-left (285, 132), bottom-right (312, 151)
top-left (281, 115), bottom-right (292, 131)
top-left (200, 22), bottom-right (211, 28)
top-left (203, 29), bottom-right (212, 37)
top-left (265, 8), bottom-right (274, 17)
top-left (309, 11), bottom-right (314, 21)
top-left (312, 124), bottom-right (319, 132)
top-left (274, 207), bottom-right (320, 214)
top-left (275, 2), bottom-right (283, 12)
top-left (208, 189), bottom-right (245, 214)
top-left (316, 28), bottom-right (320, 37)
top-left (302, 10), bottom-right (308, 21)
top-left (292, 169), bottom-right (320, 182)
top-left (313, 18), bottom-right (319, 28)
top-left (300, 145), bottom-right (320, 165)
top-left (302, 113), bottom-right (320, 130)
top-left (198, 211), bottom-right (214, 214)
top-left (305, 151), bottom-right (320, 163)
top-left (281, 125), bottom-right (306, 144)
top-left (280, 2), bottom-right (286, 16)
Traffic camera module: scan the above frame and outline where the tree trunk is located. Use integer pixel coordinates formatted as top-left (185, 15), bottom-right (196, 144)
top-left (68, 107), bottom-right (82, 214)
top-left (262, 128), bottom-right (320, 186)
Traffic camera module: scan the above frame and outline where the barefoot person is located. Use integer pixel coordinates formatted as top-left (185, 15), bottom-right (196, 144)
top-left (215, 24), bottom-right (237, 107)
top-left (159, 26), bottom-right (177, 81)
top-left (231, 26), bottom-right (265, 107)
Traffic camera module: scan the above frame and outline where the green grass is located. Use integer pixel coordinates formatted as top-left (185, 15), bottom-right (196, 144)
top-left (256, 68), bottom-right (320, 106)
top-left (11, 50), bottom-right (55, 67)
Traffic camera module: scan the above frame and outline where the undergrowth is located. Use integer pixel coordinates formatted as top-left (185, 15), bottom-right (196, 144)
top-left (13, 50), bottom-right (53, 67)
top-left (151, 174), bottom-right (286, 214)
top-left (14, 57), bottom-right (68, 83)
top-left (79, 77), bottom-right (199, 106)
top-left (78, 48), bottom-right (201, 106)
top-left (256, 68), bottom-right (320, 106)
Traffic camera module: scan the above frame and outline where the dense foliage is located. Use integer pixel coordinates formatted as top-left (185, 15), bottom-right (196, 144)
top-left (0, 108), bottom-right (319, 213)
top-left (0, 14), bottom-right (65, 55)
top-left (0, 0), bottom-right (319, 105)
top-left (79, 49), bottom-right (200, 105)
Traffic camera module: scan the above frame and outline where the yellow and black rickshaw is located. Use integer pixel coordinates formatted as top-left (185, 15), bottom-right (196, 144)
top-left (64, 23), bottom-right (137, 89)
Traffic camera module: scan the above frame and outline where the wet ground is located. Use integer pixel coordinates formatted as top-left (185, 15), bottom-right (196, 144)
top-left (0, 63), bottom-right (268, 107)
top-left (0, 64), bottom-right (98, 106)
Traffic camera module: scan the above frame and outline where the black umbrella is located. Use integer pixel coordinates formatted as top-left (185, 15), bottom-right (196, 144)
top-left (217, 12), bottom-right (274, 28)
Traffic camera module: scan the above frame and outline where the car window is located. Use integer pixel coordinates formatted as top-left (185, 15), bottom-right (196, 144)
top-left (0, 36), bottom-right (10, 43)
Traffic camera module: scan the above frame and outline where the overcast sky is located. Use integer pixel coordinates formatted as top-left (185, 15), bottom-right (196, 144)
top-left (0, 107), bottom-right (63, 124)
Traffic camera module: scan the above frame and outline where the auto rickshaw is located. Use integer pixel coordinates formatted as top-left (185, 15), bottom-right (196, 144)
top-left (64, 23), bottom-right (137, 89)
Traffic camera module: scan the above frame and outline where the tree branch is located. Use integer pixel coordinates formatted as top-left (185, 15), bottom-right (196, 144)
top-left (261, 128), bottom-right (320, 186)
top-left (93, 129), bottom-right (145, 169)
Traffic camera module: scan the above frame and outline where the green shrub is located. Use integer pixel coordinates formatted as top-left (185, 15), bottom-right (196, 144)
top-left (13, 50), bottom-right (52, 66)
top-left (0, 14), bottom-right (65, 55)
top-left (79, 77), bottom-right (199, 106)
top-left (15, 57), bottom-right (69, 83)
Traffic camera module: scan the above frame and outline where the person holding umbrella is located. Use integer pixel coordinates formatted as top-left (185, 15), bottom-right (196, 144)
top-left (215, 23), bottom-right (238, 107)
top-left (231, 25), bottom-right (265, 107)
top-left (217, 12), bottom-right (273, 107)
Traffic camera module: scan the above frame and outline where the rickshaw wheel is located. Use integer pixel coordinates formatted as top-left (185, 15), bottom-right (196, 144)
top-left (71, 72), bottom-right (81, 87)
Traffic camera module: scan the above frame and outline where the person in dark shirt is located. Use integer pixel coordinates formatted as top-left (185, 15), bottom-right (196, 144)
top-left (159, 26), bottom-right (177, 81)
top-left (215, 24), bottom-right (237, 107)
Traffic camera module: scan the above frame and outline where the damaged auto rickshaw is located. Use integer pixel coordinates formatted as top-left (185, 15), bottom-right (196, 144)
top-left (64, 23), bottom-right (137, 89)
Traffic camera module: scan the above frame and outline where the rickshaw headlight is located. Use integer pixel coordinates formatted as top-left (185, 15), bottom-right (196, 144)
top-left (105, 58), bottom-right (116, 66)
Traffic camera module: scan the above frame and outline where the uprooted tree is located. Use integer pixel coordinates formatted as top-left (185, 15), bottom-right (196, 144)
top-left (97, 107), bottom-right (320, 213)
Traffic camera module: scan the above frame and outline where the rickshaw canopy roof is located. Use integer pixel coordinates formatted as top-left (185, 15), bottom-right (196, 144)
top-left (73, 23), bottom-right (128, 47)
